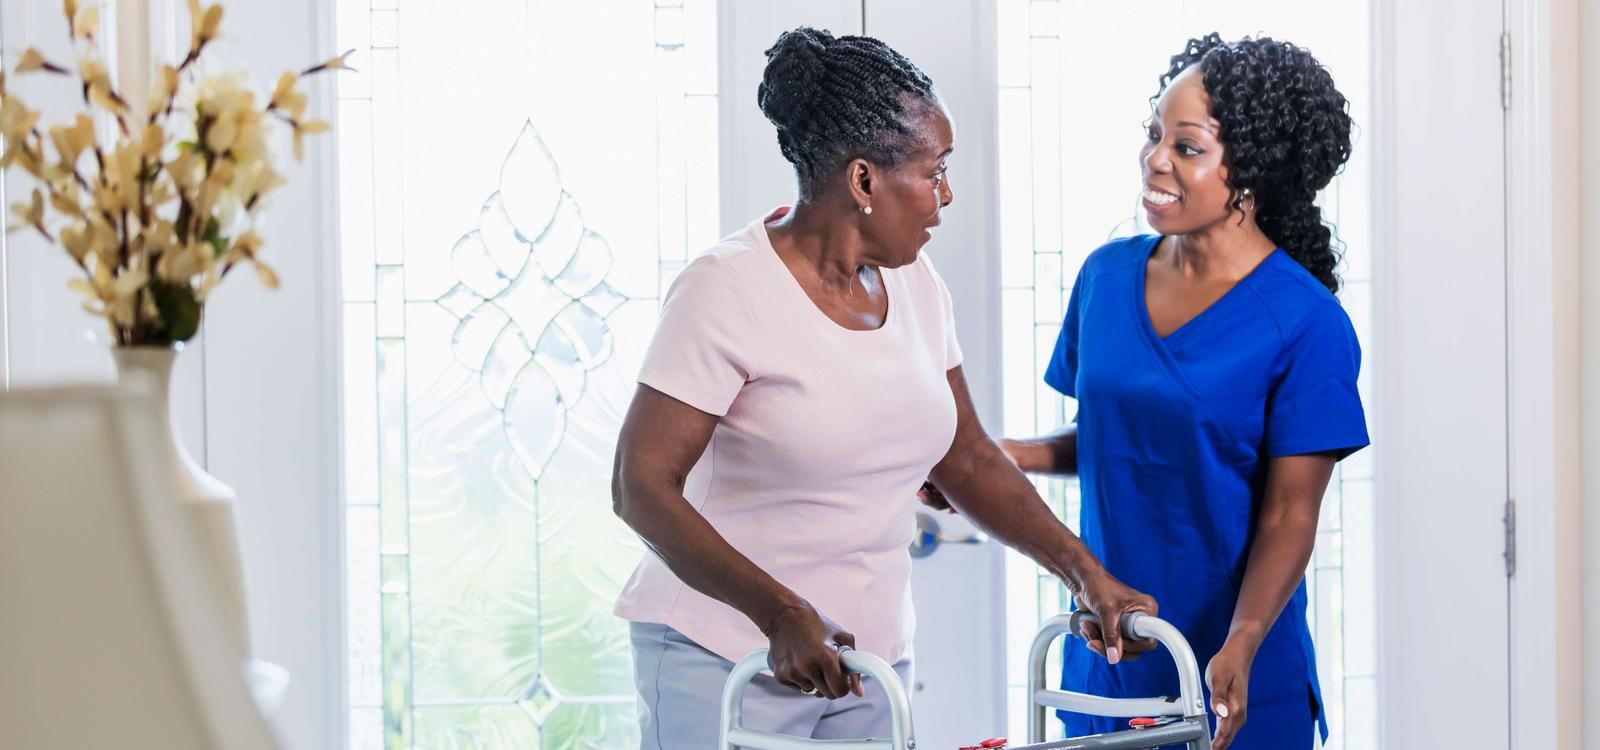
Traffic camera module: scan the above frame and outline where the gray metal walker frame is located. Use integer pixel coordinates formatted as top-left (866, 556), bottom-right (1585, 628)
top-left (719, 611), bottom-right (1212, 750)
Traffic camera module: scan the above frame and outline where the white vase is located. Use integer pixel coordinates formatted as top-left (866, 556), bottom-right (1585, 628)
top-left (111, 345), bottom-right (252, 658)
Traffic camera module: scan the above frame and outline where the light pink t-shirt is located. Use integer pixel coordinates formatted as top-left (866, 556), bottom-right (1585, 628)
top-left (613, 208), bottom-right (963, 665)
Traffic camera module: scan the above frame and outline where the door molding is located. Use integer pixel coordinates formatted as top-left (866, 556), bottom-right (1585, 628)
top-left (1503, 0), bottom-right (1584, 748)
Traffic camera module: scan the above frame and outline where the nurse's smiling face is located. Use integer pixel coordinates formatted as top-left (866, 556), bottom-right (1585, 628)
top-left (1139, 68), bottom-right (1236, 236)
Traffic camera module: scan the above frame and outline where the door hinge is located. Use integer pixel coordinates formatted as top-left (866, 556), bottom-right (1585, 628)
top-left (1503, 499), bottom-right (1517, 577)
top-left (1500, 31), bottom-right (1513, 111)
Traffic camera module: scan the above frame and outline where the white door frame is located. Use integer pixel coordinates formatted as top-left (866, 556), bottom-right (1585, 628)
top-left (1502, 0), bottom-right (1584, 748)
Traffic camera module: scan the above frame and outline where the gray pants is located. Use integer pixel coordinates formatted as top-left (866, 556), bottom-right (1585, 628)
top-left (630, 622), bottom-right (914, 749)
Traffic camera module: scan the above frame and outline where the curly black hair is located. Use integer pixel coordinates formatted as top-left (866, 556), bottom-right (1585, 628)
top-left (1156, 33), bottom-right (1354, 293)
top-left (758, 27), bottom-right (939, 199)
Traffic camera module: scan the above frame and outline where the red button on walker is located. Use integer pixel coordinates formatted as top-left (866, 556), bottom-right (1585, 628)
top-left (958, 739), bottom-right (1008, 750)
top-left (1129, 717), bottom-right (1159, 728)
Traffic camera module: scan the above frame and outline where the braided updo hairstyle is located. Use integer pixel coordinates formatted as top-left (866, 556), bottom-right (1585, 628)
top-left (758, 27), bottom-right (940, 199)
top-left (1156, 33), bottom-right (1354, 293)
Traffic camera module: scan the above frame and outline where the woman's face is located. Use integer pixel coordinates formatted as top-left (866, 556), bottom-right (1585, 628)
top-left (1139, 67), bottom-right (1236, 236)
top-left (857, 102), bottom-right (955, 267)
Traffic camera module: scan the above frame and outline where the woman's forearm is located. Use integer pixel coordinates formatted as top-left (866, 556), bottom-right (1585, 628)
top-left (1005, 422), bottom-right (1079, 477)
top-left (930, 433), bottom-right (1100, 594)
top-left (613, 472), bottom-right (804, 634)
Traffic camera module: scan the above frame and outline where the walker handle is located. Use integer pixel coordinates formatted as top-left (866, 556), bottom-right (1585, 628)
top-left (718, 647), bottom-right (914, 749)
top-left (1026, 612), bottom-right (1211, 748)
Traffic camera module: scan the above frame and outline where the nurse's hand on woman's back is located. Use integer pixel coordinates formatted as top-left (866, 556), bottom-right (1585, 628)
top-left (915, 481), bottom-right (956, 512)
top-left (762, 599), bottom-right (865, 700)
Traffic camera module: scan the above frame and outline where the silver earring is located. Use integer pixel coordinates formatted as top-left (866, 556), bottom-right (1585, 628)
top-left (860, 205), bottom-right (873, 215)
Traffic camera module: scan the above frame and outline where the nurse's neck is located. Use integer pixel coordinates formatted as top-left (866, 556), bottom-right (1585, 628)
top-left (1163, 217), bottom-right (1279, 283)
top-left (767, 199), bottom-right (888, 292)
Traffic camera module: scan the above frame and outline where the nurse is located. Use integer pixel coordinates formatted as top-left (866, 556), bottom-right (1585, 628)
top-left (1005, 34), bottom-right (1368, 750)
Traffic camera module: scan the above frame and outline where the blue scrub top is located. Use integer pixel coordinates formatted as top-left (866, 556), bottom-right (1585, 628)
top-left (1046, 235), bottom-right (1369, 747)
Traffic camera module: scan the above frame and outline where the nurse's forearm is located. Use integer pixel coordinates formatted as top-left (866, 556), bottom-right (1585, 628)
top-left (1002, 423), bottom-right (1078, 477)
top-left (1227, 455), bottom-right (1335, 652)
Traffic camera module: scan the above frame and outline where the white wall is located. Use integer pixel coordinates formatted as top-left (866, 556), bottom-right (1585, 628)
top-left (198, 2), bottom-right (344, 748)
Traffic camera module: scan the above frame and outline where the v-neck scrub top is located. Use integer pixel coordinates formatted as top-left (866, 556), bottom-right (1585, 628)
top-left (1046, 235), bottom-right (1369, 746)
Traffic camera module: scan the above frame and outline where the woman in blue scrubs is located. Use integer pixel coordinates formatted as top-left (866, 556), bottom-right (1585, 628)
top-left (1004, 35), bottom-right (1367, 749)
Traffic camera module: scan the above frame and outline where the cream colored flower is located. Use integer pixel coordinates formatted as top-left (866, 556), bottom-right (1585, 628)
top-left (226, 230), bottom-right (263, 264)
top-left (48, 113), bottom-right (95, 170)
top-left (149, 174), bottom-right (176, 205)
top-left (60, 222), bottom-right (92, 262)
top-left (78, 56), bottom-right (124, 114)
top-left (302, 49), bottom-right (356, 76)
top-left (187, 0), bottom-right (206, 51)
top-left (71, 4), bottom-right (100, 41)
top-left (7, 188), bottom-right (44, 232)
top-left (17, 48), bottom-right (53, 74)
top-left (206, 114), bottom-right (237, 152)
top-left (77, 55), bottom-right (108, 88)
top-left (3, 0), bottom-right (339, 344)
top-left (153, 65), bottom-right (179, 112)
top-left (167, 149), bottom-right (202, 191)
top-left (197, 260), bottom-right (223, 300)
top-left (47, 180), bottom-right (82, 217)
top-left (66, 276), bottom-right (98, 304)
top-left (7, 142), bottom-right (46, 179)
top-left (201, 5), bottom-right (223, 43)
top-left (232, 159), bottom-right (283, 204)
top-left (157, 240), bottom-right (206, 282)
top-left (0, 95), bottom-right (41, 141)
top-left (141, 122), bottom-right (164, 160)
top-left (293, 119), bottom-right (328, 160)
top-left (254, 261), bottom-right (278, 289)
top-left (269, 72), bottom-right (297, 108)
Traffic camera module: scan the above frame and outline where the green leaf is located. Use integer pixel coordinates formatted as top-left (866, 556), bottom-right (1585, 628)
top-left (148, 280), bottom-right (201, 343)
top-left (202, 216), bottom-right (226, 258)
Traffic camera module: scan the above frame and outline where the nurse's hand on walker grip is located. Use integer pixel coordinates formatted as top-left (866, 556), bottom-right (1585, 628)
top-left (761, 600), bottom-right (864, 700)
top-left (1072, 570), bottom-right (1159, 664)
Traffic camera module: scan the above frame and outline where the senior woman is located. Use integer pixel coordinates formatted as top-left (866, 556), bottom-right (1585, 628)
top-left (611, 26), bottom-right (1151, 749)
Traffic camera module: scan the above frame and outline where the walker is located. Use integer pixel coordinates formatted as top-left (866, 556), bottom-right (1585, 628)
top-left (719, 612), bottom-right (1212, 750)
